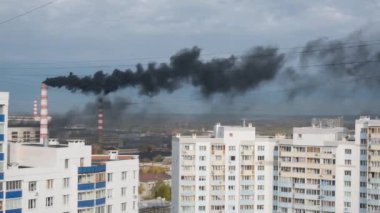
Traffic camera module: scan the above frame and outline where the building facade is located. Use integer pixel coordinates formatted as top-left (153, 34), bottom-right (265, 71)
top-left (172, 123), bottom-right (277, 212)
top-left (0, 92), bottom-right (9, 212)
top-left (172, 118), bottom-right (380, 213)
top-left (0, 92), bottom-right (139, 213)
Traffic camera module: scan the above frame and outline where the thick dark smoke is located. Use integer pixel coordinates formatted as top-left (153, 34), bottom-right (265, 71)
top-left (285, 32), bottom-right (380, 100)
top-left (45, 32), bottom-right (380, 115)
top-left (44, 46), bottom-right (285, 97)
top-left (51, 97), bottom-right (133, 128)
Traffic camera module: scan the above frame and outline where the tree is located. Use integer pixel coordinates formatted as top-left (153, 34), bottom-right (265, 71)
top-left (152, 180), bottom-right (171, 201)
top-left (138, 184), bottom-right (145, 195)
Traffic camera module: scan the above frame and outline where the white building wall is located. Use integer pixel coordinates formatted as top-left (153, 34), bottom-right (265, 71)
top-left (105, 158), bottom-right (139, 213)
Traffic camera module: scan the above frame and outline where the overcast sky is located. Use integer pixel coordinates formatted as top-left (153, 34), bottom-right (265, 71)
top-left (1, 0), bottom-right (379, 115)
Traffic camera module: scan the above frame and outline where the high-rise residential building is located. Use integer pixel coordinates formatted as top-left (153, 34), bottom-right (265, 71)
top-left (172, 123), bottom-right (277, 212)
top-left (277, 125), bottom-right (360, 213)
top-left (0, 91), bottom-right (139, 213)
top-left (356, 116), bottom-right (380, 213)
top-left (0, 92), bottom-right (9, 211)
top-left (172, 117), bottom-right (380, 213)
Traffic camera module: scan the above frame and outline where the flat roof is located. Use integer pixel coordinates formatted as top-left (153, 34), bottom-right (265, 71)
top-left (23, 144), bottom-right (68, 148)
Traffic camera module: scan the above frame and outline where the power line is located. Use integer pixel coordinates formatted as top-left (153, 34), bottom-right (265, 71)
top-left (0, 1), bottom-right (57, 26)
top-left (2, 38), bottom-right (380, 69)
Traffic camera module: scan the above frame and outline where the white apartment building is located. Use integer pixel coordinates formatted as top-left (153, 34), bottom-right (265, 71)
top-left (173, 117), bottom-right (380, 213)
top-left (0, 92), bottom-right (139, 213)
top-left (172, 123), bottom-right (277, 213)
top-left (277, 126), bottom-right (360, 213)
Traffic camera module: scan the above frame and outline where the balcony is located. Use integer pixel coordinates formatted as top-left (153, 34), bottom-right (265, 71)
top-left (78, 165), bottom-right (106, 174)
top-left (4, 209), bottom-right (22, 213)
top-left (5, 190), bottom-right (22, 199)
top-left (78, 200), bottom-right (95, 208)
top-left (95, 198), bottom-right (106, 205)
top-left (95, 181), bottom-right (106, 189)
top-left (78, 183), bottom-right (95, 191)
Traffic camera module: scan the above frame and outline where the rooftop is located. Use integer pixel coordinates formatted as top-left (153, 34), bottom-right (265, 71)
top-left (92, 155), bottom-right (136, 162)
top-left (140, 173), bottom-right (171, 182)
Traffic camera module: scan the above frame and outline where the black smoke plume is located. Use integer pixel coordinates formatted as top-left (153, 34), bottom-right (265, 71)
top-left (44, 46), bottom-right (285, 97)
top-left (284, 32), bottom-right (380, 100)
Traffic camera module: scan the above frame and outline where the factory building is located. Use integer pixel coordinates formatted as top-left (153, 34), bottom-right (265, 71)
top-left (0, 91), bottom-right (139, 213)
top-left (172, 117), bottom-right (380, 213)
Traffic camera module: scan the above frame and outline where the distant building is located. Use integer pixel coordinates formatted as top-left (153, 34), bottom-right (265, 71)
top-left (140, 173), bottom-right (171, 199)
top-left (7, 116), bottom-right (40, 143)
top-left (139, 198), bottom-right (170, 213)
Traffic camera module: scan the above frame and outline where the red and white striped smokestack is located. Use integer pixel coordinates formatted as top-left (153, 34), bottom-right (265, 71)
top-left (33, 100), bottom-right (38, 118)
top-left (97, 97), bottom-right (104, 144)
top-left (40, 83), bottom-right (49, 145)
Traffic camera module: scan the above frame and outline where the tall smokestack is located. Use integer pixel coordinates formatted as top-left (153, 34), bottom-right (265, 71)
top-left (40, 83), bottom-right (49, 146)
top-left (97, 96), bottom-right (104, 144)
top-left (33, 100), bottom-right (38, 119)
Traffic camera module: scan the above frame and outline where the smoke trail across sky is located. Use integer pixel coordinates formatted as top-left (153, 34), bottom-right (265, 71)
top-left (44, 46), bottom-right (285, 97)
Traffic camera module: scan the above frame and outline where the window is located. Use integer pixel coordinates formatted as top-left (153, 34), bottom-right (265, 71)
top-left (107, 189), bottom-right (113, 198)
top-left (107, 173), bottom-right (113, 182)
top-left (121, 202), bottom-right (127, 212)
top-left (121, 187), bottom-right (126, 197)
top-left (80, 158), bottom-right (84, 167)
top-left (6, 199), bottom-right (21, 210)
top-left (258, 166), bottom-right (264, 170)
top-left (199, 156), bottom-right (206, 161)
top-left (107, 205), bottom-right (112, 213)
top-left (199, 206), bottom-right (206, 211)
top-left (95, 207), bottom-right (104, 213)
top-left (344, 170), bottom-right (351, 176)
top-left (230, 156), bottom-right (236, 161)
top-left (229, 146), bottom-right (236, 151)
top-left (28, 199), bottom-right (36, 209)
top-left (63, 178), bottom-right (70, 188)
top-left (29, 181), bottom-right (36, 192)
top-left (345, 149), bottom-right (352, 154)
top-left (46, 196), bottom-right (54, 207)
top-left (344, 181), bottom-right (351, 187)
top-left (257, 175), bottom-right (265, 180)
top-left (199, 146), bottom-right (206, 151)
top-left (64, 159), bottom-right (69, 169)
top-left (121, 171), bottom-right (127, 180)
top-left (7, 181), bottom-right (21, 191)
top-left (345, 160), bottom-right (351, 165)
top-left (257, 185), bottom-right (264, 190)
top-left (47, 179), bottom-right (54, 189)
top-left (258, 146), bottom-right (265, 151)
top-left (63, 195), bottom-right (69, 205)
top-left (258, 156), bottom-right (265, 160)
top-left (96, 190), bottom-right (105, 199)
top-left (344, 202), bottom-right (351, 208)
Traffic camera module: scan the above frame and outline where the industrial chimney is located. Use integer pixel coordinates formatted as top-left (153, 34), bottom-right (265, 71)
top-left (40, 83), bottom-right (49, 146)
top-left (97, 96), bottom-right (104, 144)
top-left (33, 99), bottom-right (38, 119)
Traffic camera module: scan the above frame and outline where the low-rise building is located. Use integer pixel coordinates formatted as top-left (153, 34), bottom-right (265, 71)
top-left (139, 173), bottom-right (171, 199)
